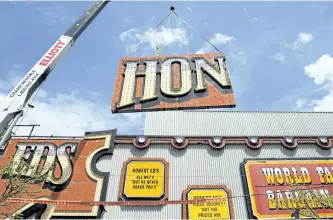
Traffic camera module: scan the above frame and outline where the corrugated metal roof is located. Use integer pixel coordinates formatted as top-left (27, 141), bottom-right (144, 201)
top-left (144, 111), bottom-right (333, 136)
top-left (97, 142), bottom-right (333, 219)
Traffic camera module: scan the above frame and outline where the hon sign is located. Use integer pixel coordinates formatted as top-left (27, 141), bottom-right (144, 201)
top-left (111, 53), bottom-right (235, 113)
top-left (241, 159), bottom-right (333, 219)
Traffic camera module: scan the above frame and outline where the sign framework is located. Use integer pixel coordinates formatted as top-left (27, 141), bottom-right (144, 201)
top-left (111, 53), bottom-right (236, 113)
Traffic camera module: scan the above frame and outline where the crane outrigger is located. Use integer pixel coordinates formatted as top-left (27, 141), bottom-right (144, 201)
top-left (0, 0), bottom-right (110, 148)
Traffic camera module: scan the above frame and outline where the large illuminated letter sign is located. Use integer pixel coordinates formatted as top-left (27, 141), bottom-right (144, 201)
top-left (160, 58), bottom-right (191, 97)
top-left (6, 142), bottom-right (77, 191)
top-left (117, 61), bottom-right (158, 108)
top-left (193, 57), bottom-right (231, 92)
top-left (0, 129), bottom-right (116, 219)
top-left (140, 61), bottom-right (158, 102)
top-left (112, 53), bottom-right (236, 113)
top-left (45, 142), bottom-right (77, 191)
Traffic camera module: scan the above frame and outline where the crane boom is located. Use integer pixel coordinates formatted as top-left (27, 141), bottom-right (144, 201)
top-left (0, 0), bottom-right (110, 148)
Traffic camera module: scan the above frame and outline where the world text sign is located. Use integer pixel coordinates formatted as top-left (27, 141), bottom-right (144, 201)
top-left (111, 53), bottom-right (235, 113)
top-left (241, 159), bottom-right (333, 219)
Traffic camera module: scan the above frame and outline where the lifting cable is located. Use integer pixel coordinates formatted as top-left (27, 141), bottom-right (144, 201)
top-left (155, 8), bottom-right (171, 56)
top-left (2, 184), bottom-right (333, 207)
top-left (129, 5), bottom-right (223, 56)
top-left (172, 11), bottom-right (222, 54)
top-left (172, 10), bottom-right (190, 54)
top-left (4, 7), bottom-right (224, 140)
top-left (3, 197), bottom-right (227, 207)
top-left (11, 10), bottom-right (173, 132)
top-left (129, 12), bottom-right (172, 55)
top-left (11, 86), bottom-right (41, 136)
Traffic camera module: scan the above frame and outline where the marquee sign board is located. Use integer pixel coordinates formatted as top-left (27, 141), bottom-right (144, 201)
top-left (182, 185), bottom-right (235, 220)
top-left (241, 159), bottom-right (333, 219)
top-left (111, 53), bottom-right (235, 113)
top-left (119, 158), bottom-right (169, 201)
top-left (0, 130), bottom-right (116, 219)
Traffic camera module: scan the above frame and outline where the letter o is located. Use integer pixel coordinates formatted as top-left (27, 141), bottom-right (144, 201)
top-left (51, 48), bottom-right (59, 53)
top-left (274, 168), bottom-right (284, 184)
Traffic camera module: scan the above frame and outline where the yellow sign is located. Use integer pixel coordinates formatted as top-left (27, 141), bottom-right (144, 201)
top-left (186, 188), bottom-right (231, 219)
top-left (123, 160), bottom-right (166, 199)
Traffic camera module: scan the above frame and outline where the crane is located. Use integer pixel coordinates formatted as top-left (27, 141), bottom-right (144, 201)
top-left (0, 2), bottom-right (222, 149)
top-left (0, 0), bottom-right (110, 148)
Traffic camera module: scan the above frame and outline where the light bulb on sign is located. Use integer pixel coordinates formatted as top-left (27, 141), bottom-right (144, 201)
top-left (250, 138), bottom-right (258, 144)
top-left (213, 137), bottom-right (221, 145)
top-left (137, 136), bottom-right (146, 144)
top-left (175, 137), bottom-right (184, 144)
top-left (285, 137), bottom-right (293, 144)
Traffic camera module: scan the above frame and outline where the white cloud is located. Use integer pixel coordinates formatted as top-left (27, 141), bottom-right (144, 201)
top-left (196, 33), bottom-right (234, 54)
top-left (304, 54), bottom-right (333, 85)
top-left (145, 28), bottom-right (187, 48)
top-left (119, 28), bottom-right (139, 41)
top-left (271, 53), bottom-right (285, 63)
top-left (122, 18), bottom-right (130, 23)
top-left (151, 16), bottom-right (156, 20)
top-left (303, 54), bottom-right (333, 111)
top-left (195, 49), bottom-right (205, 54)
top-left (119, 27), bottom-right (188, 52)
top-left (186, 6), bottom-right (192, 12)
top-left (283, 32), bottom-right (313, 50)
top-left (211, 33), bottom-right (234, 45)
top-left (0, 73), bottom-right (145, 137)
top-left (310, 94), bottom-right (333, 111)
top-left (296, 99), bottom-right (307, 109)
top-left (298, 32), bottom-right (313, 44)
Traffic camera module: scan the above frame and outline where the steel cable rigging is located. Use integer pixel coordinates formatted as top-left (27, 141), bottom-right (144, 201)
top-left (2, 184), bottom-right (333, 207)
top-left (127, 5), bottom-right (223, 56)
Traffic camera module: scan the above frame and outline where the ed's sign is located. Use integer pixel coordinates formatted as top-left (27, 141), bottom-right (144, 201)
top-left (0, 130), bottom-right (115, 219)
top-left (119, 158), bottom-right (169, 201)
top-left (111, 53), bottom-right (235, 113)
top-left (241, 159), bottom-right (333, 219)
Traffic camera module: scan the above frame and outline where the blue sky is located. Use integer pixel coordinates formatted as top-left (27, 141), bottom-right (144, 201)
top-left (0, 1), bottom-right (333, 136)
